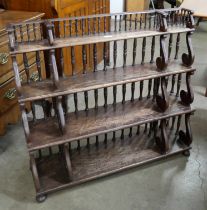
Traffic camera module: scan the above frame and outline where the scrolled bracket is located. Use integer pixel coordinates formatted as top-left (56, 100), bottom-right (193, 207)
top-left (155, 119), bottom-right (169, 154)
top-left (7, 25), bottom-right (15, 51)
top-left (63, 144), bottom-right (73, 181)
top-left (156, 34), bottom-right (168, 70)
top-left (178, 113), bottom-right (193, 146)
top-left (20, 103), bottom-right (30, 141)
top-left (50, 49), bottom-right (60, 88)
top-left (182, 31), bottom-right (195, 67)
top-left (180, 72), bottom-right (194, 105)
top-left (45, 21), bottom-right (54, 45)
top-left (156, 77), bottom-right (169, 111)
top-left (156, 11), bottom-right (168, 32)
top-left (56, 96), bottom-right (66, 134)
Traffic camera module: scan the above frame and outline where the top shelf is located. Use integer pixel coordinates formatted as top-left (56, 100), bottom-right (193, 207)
top-left (10, 27), bottom-right (194, 55)
top-left (8, 8), bottom-right (195, 54)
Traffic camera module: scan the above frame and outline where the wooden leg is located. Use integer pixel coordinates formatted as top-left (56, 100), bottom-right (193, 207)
top-left (178, 113), bottom-right (193, 147)
top-left (180, 72), bottom-right (194, 105)
top-left (155, 119), bottom-right (169, 154)
top-left (205, 88), bottom-right (207, 97)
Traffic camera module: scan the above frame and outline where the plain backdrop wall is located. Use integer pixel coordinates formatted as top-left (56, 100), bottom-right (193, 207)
top-left (110, 0), bottom-right (124, 13)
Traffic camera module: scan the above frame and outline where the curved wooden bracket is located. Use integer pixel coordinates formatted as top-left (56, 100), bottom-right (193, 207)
top-left (178, 113), bottom-right (192, 146)
top-left (56, 96), bottom-right (66, 134)
top-left (180, 72), bottom-right (194, 105)
top-left (30, 154), bottom-right (41, 192)
top-left (64, 144), bottom-right (73, 181)
top-left (50, 49), bottom-right (60, 88)
top-left (155, 119), bottom-right (169, 154)
top-left (182, 31), bottom-right (195, 67)
top-left (46, 21), bottom-right (54, 45)
top-left (20, 103), bottom-right (30, 141)
top-left (11, 55), bottom-right (22, 95)
top-left (156, 11), bottom-right (168, 32)
top-left (156, 35), bottom-right (168, 70)
top-left (156, 77), bottom-right (169, 111)
top-left (7, 25), bottom-right (15, 51)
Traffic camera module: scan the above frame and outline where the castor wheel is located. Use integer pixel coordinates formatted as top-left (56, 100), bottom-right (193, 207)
top-left (183, 150), bottom-right (190, 157)
top-left (36, 194), bottom-right (47, 203)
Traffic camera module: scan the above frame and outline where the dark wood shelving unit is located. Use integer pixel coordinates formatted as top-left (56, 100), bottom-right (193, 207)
top-left (8, 8), bottom-right (196, 202)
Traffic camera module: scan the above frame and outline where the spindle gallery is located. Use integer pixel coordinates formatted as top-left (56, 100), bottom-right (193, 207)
top-left (8, 8), bottom-right (195, 202)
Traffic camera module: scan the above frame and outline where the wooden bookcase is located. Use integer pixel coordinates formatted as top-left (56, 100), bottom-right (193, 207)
top-left (8, 8), bottom-right (195, 202)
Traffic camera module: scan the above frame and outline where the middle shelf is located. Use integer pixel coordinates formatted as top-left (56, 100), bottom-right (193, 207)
top-left (20, 62), bottom-right (195, 103)
top-left (28, 97), bottom-right (195, 152)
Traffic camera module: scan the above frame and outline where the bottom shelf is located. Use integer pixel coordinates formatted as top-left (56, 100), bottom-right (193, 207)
top-left (35, 128), bottom-right (190, 197)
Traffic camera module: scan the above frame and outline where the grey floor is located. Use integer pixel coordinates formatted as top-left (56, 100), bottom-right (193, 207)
top-left (0, 21), bottom-right (207, 210)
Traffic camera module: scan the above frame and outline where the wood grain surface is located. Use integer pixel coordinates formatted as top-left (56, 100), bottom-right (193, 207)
top-left (35, 128), bottom-right (191, 195)
top-left (19, 62), bottom-right (195, 103)
top-left (28, 97), bottom-right (194, 151)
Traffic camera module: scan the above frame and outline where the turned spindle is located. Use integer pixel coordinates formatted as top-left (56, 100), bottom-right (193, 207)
top-left (132, 38), bottom-right (137, 66)
top-left (129, 127), bottom-right (133, 137)
top-left (176, 74), bottom-right (182, 97)
top-left (141, 37), bottom-right (146, 65)
top-left (114, 15), bottom-right (117, 32)
top-left (144, 124), bottom-right (148, 133)
top-left (103, 42), bottom-right (107, 71)
top-left (104, 87), bottom-right (108, 107)
top-left (147, 79), bottom-right (152, 98)
top-left (93, 44), bottom-right (97, 72)
top-left (36, 52), bottom-right (42, 81)
top-left (136, 125), bottom-right (140, 135)
top-left (129, 14), bottom-right (132, 30)
top-left (23, 53), bottom-right (30, 83)
top-left (112, 131), bottom-right (116, 142)
top-left (87, 138), bottom-right (90, 149)
top-left (119, 15), bottom-right (122, 31)
top-left (26, 24), bottom-right (30, 41)
top-left (150, 36), bottom-right (155, 63)
top-left (69, 20), bottom-right (72, 36)
top-left (175, 33), bottom-right (180, 59)
top-left (113, 41), bottom-right (117, 69)
top-left (82, 45), bottom-right (87, 74)
top-left (104, 133), bottom-right (108, 146)
top-left (84, 91), bottom-right (89, 111)
top-left (77, 140), bottom-right (81, 151)
top-left (113, 86), bottom-right (117, 105)
top-left (131, 82), bottom-right (135, 101)
top-left (93, 17), bottom-right (96, 34)
top-left (74, 93), bottom-right (78, 113)
top-left (122, 84), bottom-right (126, 103)
top-left (139, 81), bottom-right (144, 100)
top-left (121, 129), bottom-right (124, 139)
top-left (171, 116), bottom-right (176, 130)
top-left (82, 18), bottom-right (85, 35)
top-left (95, 136), bottom-right (99, 147)
top-left (123, 40), bottom-right (127, 68)
top-left (88, 18), bottom-right (91, 35)
top-left (170, 75), bottom-right (176, 94)
top-left (94, 89), bottom-right (98, 109)
top-left (75, 18), bottom-right (78, 36)
top-left (71, 46), bottom-right (75, 76)
top-left (168, 34), bottom-right (173, 60)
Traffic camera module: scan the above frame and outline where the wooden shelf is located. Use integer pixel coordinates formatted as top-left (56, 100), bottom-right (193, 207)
top-left (28, 97), bottom-right (194, 151)
top-left (35, 129), bottom-right (191, 196)
top-left (11, 27), bottom-right (194, 54)
top-left (20, 62), bottom-right (195, 103)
